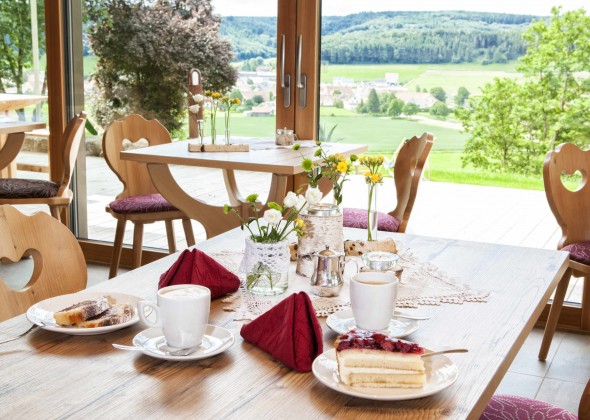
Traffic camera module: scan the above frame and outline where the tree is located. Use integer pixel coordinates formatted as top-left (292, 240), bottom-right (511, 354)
top-left (356, 99), bottom-right (367, 114)
top-left (252, 95), bottom-right (264, 105)
top-left (367, 88), bottom-right (380, 113)
top-left (86, 0), bottom-right (237, 132)
top-left (415, 84), bottom-right (421, 92)
top-left (387, 98), bottom-right (404, 117)
top-left (402, 102), bottom-right (419, 117)
top-left (333, 99), bottom-right (344, 109)
top-left (430, 86), bottom-right (447, 103)
top-left (460, 7), bottom-right (590, 175)
top-left (459, 78), bottom-right (524, 172)
top-left (229, 88), bottom-right (243, 101)
top-left (0, 0), bottom-right (46, 117)
top-left (455, 86), bottom-right (470, 107)
top-left (430, 102), bottom-right (450, 117)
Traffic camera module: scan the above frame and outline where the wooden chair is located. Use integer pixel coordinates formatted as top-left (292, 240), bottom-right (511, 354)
top-left (343, 132), bottom-right (434, 233)
top-left (0, 205), bottom-right (87, 322)
top-left (0, 111), bottom-right (87, 225)
top-left (539, 142), bottom-right (590, 360)
top-left (481, 377), bottom-right (590, 420)
top-left (103, 114), bottom-right (195, 278)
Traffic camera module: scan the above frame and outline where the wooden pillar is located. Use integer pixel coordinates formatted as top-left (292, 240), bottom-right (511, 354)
top-left (44, 0), bottom-right (66, 184)
top-left (188, 69), bottom-right (204, 139)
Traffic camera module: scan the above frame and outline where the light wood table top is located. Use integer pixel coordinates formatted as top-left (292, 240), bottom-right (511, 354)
top-left (0, 121), bottom-right (45, 135)
top-left (120, 141), bottom-right (367, 238)
top-left (0, 94), bottom-right (47, 113)
top-left (121, 140), bottom-right (367, 175)
top-left (0, 228), bottom-right (568, 419)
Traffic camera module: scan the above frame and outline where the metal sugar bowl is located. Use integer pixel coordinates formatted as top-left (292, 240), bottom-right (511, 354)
top-left (310, 246), bottom-right (345, 297)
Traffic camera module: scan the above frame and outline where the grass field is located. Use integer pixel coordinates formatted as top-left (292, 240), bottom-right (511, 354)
top-left (319, 62), bottom-right (519, 87)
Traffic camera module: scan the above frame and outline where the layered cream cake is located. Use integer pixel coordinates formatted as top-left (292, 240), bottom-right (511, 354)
top-left (335, 330), bottom-right (426, 388)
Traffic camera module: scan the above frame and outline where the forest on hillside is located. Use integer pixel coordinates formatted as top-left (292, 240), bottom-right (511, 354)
top-left (220, 11), bottom-right (542, 64)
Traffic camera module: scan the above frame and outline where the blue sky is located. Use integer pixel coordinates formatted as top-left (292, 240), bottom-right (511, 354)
top-left (211, 1), bottom-right (587, 17)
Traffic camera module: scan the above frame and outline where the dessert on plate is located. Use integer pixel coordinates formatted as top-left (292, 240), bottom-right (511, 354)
top-left (53, 296), bottom-right (134, 328)
top-left (335, 330), bottom-right (426, 388)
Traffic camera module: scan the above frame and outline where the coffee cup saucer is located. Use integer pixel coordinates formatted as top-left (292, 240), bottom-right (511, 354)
top-left (132, 324), bottom-right (234, 361)
top-left (326, 309), bottom-right (418, 338)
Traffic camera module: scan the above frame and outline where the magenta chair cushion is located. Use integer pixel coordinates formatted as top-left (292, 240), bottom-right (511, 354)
top-left (343, 207), bottom-right (401, 232)
top-left (0, 178), bottom-right (59, 199)
top-left (563, 241), bottom-right (590, 266)
top-left (480, 395), bottom-right (578, 420)
top-left (109, 194), bottom-right (178, 214)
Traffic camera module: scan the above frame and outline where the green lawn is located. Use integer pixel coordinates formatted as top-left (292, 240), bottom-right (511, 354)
top-left (319, 62), bottom-right (519, 87)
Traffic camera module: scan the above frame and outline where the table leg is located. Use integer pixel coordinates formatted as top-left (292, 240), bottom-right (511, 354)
top-left (0, 132), bottom-right (25, 178)
top-left (147, 163), bottom-right (240, 238)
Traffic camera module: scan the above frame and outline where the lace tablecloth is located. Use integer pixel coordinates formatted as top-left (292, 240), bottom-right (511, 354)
top-left (212, 248), bottom-right (489, 321)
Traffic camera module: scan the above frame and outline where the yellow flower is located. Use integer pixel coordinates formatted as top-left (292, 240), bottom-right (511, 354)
top-left (371, 173), bottom-right (380, 183)
top-left (364, 171), bottom-right (371, 178)
top-left (296, 218), bottom-right (305, 228)
top-left (337, 161), bottom-right (348, 173)
top-left (212, 92), bottom-right (222, 99)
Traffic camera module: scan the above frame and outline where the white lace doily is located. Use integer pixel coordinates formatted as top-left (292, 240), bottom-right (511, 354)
top-left (210, 247), bottom-right (490, 321)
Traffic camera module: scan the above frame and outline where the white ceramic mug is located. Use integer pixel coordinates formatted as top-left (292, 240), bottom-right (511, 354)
top-left (138, 284), bottom-right (210, 348)
top-left (350, 272), bottom-right (398, 331)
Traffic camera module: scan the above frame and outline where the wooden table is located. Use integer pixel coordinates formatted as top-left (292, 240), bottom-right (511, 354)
top-left (121, 141), bottom-right (367, 238)
top-left (0, 121), bottom-right (46, 178)
top-left (0, 228), bottom-right (568, 419)
top-left (0, 93), bottom-right (47, 113)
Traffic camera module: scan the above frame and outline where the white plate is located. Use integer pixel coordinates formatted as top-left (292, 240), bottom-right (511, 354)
top-left (326, 309), bottom-right (419, 338)
top-left (312, 349), bottom-right (459, 401)
top-left (26, 291), bottom-right (142, 335)
top-left (132, 325), bottom-right (234, 361)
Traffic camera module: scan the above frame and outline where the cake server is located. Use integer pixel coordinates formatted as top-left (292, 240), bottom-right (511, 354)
top-left (421, 348), bottom-right (468, 357)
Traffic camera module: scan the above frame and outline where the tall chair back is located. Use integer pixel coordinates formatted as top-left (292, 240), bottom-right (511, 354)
top-left (0, 205), bottom-right (87, 321)
top-left (102, 114), bottom-right (172, 198)
top-left (544, 142), bottom-right (590, 248)
top-left (390, 132), bottom-right (434, 232)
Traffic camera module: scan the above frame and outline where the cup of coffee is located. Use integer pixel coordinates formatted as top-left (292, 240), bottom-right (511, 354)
top-left (138, 284), bottom-right (210, 348)
top-left (350, 272), bottom-right (398, 331)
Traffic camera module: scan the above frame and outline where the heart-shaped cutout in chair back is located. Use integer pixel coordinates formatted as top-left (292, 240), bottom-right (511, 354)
top-left (121, 138), bottom-right (150, 150)
top-left (560, 169), bottom-right (586, 192)
top-left (0, 249), bottom-right (42, 291)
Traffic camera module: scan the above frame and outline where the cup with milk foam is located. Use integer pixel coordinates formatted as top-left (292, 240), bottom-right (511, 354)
top-left (138, 285), bottom-right (210, 348)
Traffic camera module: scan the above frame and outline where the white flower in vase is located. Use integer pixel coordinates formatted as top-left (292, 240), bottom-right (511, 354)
top-left (283, 191), bottom-right (298, 208)
top-left (305, 187), bottom-right (323, 205)
top-left (189, 104), bottom-right (200, 114)
top-left (263, 208), bottom-right (282, 225)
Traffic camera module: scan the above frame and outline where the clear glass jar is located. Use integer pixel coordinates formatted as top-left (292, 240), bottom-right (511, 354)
top-left (239, 238), bottom-right (289, 296)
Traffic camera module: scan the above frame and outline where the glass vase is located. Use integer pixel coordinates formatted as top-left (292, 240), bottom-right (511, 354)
top-left (367, 182), bottom-right (379, 241)
top-left (224, 127), bottom-right (230, 145)
top-left (197, 119), bottom-right (204, 144)
top-left (239, 238), bottom-right (289, 296)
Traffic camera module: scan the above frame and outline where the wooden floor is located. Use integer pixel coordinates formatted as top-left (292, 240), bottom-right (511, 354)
top-left (4, 151), bottom-right (588, 415)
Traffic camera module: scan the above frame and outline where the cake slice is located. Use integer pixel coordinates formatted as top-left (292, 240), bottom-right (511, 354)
top-left (53, 297), bottom-right (110, 326)
top-left (335, 330), bottom-right (426, 388)
top-left (77, 304), bottom-right (134, 328)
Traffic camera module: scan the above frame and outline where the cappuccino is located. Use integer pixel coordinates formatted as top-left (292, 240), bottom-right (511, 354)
top-left (161, 286), bottom-right (209, 300)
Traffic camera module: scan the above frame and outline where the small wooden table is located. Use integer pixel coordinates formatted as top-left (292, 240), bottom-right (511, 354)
top-left (0, 228), bottom-right (568, 418)
top-left (121, 141), bottom-right (367, 238)
top-left (0, 93), bottom-right (47, 113)
top-left (0, 121), bottom-right (46, 178)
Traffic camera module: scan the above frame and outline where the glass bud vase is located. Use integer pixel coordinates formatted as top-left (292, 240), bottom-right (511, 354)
top-left (239, 238), bottom-right (289, 296)
top-left (367, 182), bottom-right (379, 241)
top-left (224, 127), bottom-right (231, 145)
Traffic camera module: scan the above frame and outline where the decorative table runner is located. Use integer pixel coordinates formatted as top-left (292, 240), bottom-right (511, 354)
top-left (213, 248), bottom-right (490, 321)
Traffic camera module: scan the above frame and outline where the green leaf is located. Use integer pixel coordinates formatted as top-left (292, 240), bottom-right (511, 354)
top-left (267, 202), bottom-right (282, 211)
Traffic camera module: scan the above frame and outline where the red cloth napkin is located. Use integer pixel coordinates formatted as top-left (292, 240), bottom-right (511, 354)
top-left (159, 249), bottom-right (240, 299)
top-left (240, 292), bottom-right (323, 372)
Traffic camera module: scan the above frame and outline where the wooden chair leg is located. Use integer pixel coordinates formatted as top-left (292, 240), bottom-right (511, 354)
top-left (49, 205), bottom-right (61, 223)
top-left (539, 266), bottom-right (572, 361)
top-left (132, 222), bottom-right (144, 269)
top-left (60, 206), bottom-right (70, 228)
top-left (182, 218), bottom-right (196, 247)
top-left (109, 218), bottom-right (127, 279)
top-left (165, 220), bottom-right (176, 254)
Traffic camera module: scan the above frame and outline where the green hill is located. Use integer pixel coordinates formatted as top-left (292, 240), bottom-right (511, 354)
top-left (219, 11), bottom-right (543, 64)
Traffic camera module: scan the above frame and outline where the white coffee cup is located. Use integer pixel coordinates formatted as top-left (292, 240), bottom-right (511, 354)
top-left (350, 272), bottom-right (398, 331)
top-left (138, 284), bottom-right (210, 348)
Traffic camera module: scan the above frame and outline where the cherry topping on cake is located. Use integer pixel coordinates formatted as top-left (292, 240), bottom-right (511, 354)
top-left (336, 330), bottom-right (424, 354)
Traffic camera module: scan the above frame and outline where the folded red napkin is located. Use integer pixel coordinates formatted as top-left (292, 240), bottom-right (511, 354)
top-left (159, 249), bottom-right (240, 299)
top-left (240, 292), bottom-right (323, 372)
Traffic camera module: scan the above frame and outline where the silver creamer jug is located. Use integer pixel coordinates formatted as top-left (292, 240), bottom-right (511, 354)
top-left (310, 246), bottom-right (345, 297)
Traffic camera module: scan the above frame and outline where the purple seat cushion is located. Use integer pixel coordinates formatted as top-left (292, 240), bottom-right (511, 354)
top-left (563, 241), bottom-right (590, 266)
top-left (480, 395), bottom-right (577, 419)
top-left (109, 194), bottom-right (178, 214)
top-left (343, 207), bottom-right (401, 232)
top-left (0, 178), bottom-right (59, 199)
